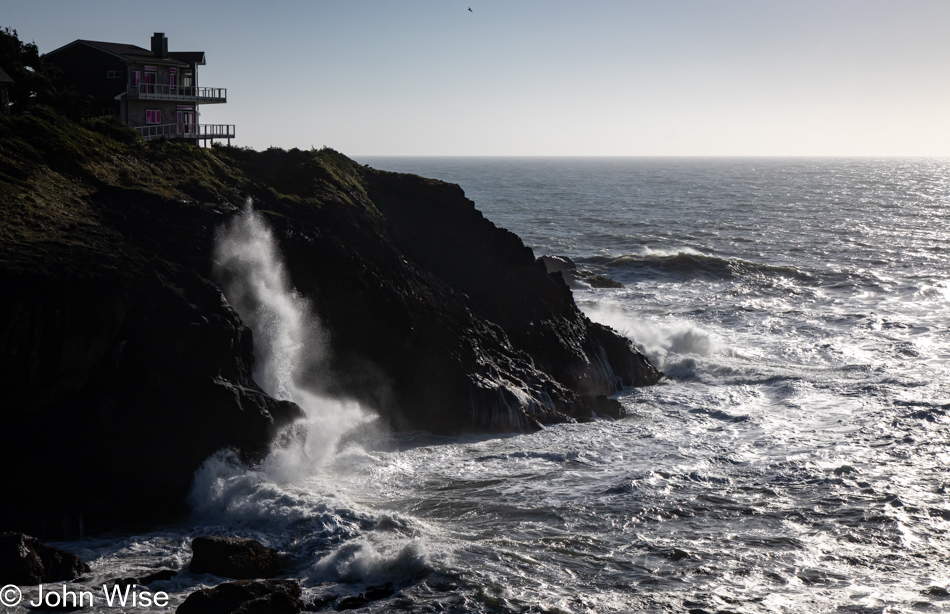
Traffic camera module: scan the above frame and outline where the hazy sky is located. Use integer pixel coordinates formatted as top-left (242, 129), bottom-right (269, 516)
top-left (4, 0), bottom-right (949, 156)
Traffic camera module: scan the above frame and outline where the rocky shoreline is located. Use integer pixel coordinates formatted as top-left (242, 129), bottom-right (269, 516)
top-left (0, 109), bottom-right (661, 538)
top-left (0, 532), bottom-right (397, 612)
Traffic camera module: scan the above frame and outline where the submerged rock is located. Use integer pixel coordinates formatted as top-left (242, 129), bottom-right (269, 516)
top-left (190, 536), bottom-right (280, 580)
top-left (335, 584), bottom-right (396, 610)
top-left (176, 579), bottom-right (302, 614)
top-left (0, 532), bottom-right (90, 585)
top-left (138, 568), bottom-right (178, 585)
top-left (539, 254), bottom-right (624, 288)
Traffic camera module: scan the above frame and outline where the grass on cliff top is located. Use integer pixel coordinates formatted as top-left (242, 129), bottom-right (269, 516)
top-left (0, 107), bottom-right (380, 268)
top-left (0, 106), bottom-right (232, 201)
top-left (213, 144), bottom-right (372, 209)
top-left (0, 105), bottom-right (375, 204)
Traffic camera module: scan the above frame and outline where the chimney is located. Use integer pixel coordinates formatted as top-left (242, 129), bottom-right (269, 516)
top-left (151, 32), bottom-right (168, 58)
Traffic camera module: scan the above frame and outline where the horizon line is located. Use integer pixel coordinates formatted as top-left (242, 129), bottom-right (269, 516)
top-left (350, 153), bottom-right (950, 159)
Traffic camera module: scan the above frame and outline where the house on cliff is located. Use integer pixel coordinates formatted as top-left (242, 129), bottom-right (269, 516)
top-left (45, 33), bottom-right (234, 144)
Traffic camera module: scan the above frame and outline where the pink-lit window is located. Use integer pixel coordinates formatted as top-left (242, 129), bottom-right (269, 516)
top-left (169, 68), bottom-right (177, 87)
top-left (143, 71), bottom-right (157, 94)
top-left (133, 71), bottom-right (141, 86)
top-left (145, 110), bottom-right (161, 124)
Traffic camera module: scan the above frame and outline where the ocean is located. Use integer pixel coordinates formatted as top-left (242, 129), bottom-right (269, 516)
top-left (30, 158), bottom-right (950, 613)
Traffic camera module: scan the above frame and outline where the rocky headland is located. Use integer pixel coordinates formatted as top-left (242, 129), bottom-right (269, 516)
top-left (0, 107), bottom-right (661, 537)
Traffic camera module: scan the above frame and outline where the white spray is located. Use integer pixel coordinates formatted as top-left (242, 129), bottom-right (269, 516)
top-left (212, 201), bottom-right (319, 402)
top-left (190, 202), bottom-right (435, 584)
top-left (198, 201), bottom-right (370, 496)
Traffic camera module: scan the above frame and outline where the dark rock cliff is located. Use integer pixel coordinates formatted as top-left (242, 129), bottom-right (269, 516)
top-left (0, 532), bottom-right (90, 585)
top-left (0, 192), bottom-right (303, 537)
top-left (0, 110), bottom-right (660, 537)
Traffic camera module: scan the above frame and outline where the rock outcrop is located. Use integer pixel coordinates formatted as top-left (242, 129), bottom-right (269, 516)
top-left (0, 255), bottom-right (303, 537)
top-left (264, 163), bottom-right (662, 432)
top-left (0, 532), bottom-right (90, 585)
top-left (176, 579), bottom-right (303, 614)
top-left (0, 110), bottom-right (661, 537)
top-left (539, 254), bottom-right (624, 288)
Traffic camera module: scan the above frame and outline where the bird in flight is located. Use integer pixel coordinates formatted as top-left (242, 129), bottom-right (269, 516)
top-left (468, 7), bottom-right (473, 11)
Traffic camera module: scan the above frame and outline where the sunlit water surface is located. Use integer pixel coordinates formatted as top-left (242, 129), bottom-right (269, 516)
top-left (30, 158), bottom-right (950, 614)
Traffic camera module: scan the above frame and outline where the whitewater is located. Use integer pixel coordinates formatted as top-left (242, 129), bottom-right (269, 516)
top-left (24, 158), bottom-right (950, 613)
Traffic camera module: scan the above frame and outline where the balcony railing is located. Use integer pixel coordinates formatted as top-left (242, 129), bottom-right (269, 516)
top-left (128, 84), bottom-right (227, 103)
top-left (196, 124), bottom-right (236, 140)
top-left (135, 123), bottom-right (235, 142)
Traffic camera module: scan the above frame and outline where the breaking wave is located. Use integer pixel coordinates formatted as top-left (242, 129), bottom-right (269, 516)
top-left (583, 301), bottom-right (728, 378)
top-left (582, 251), bottom-right (814, 283)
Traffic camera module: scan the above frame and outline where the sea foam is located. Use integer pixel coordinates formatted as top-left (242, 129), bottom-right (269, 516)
top-left (311, 537), bottom-right (431, 585)
top-left (582, 301), bottom-right (728, 379)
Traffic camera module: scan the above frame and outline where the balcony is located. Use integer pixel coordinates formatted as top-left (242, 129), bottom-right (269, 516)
top-left (135, 123), bottom-right (236, 142)
top-left (128, 84), bottom-right (227, 104)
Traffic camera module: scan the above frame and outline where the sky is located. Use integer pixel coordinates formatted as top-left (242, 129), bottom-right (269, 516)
top-left (3, 0), bottom-right (949, 156)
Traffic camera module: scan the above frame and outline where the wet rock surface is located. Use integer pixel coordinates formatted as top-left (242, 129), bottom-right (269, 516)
top-left (137, 568), bottom-right (179, 585)
top-left (539, 253), bottom-right (624, 289)
top-left (110, 568), bottom-right (178, 588)
top-left (334, 584), bottom-right (396, 610)
top-left (176, 579), bottom-right (303, 614)
top-left (0, 532), bottom-right (90, 585)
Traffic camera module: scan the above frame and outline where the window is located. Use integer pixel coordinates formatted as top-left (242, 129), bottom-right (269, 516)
top-left (143, 70), bottom-right (157, 94)
top-left (106, 70), bottom-right (120, 79)
top-left (145, 110), bottom-right (161, 124)
top-left (177, 107), bottom-right (195, 134)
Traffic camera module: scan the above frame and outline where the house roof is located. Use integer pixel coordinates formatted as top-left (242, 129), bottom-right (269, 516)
top-left (45, 39), bottom-right (205, 67)
top-left (0, 66), bottom-right (13, 84)
top-left (171, 51), bottom-right (206, 66)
